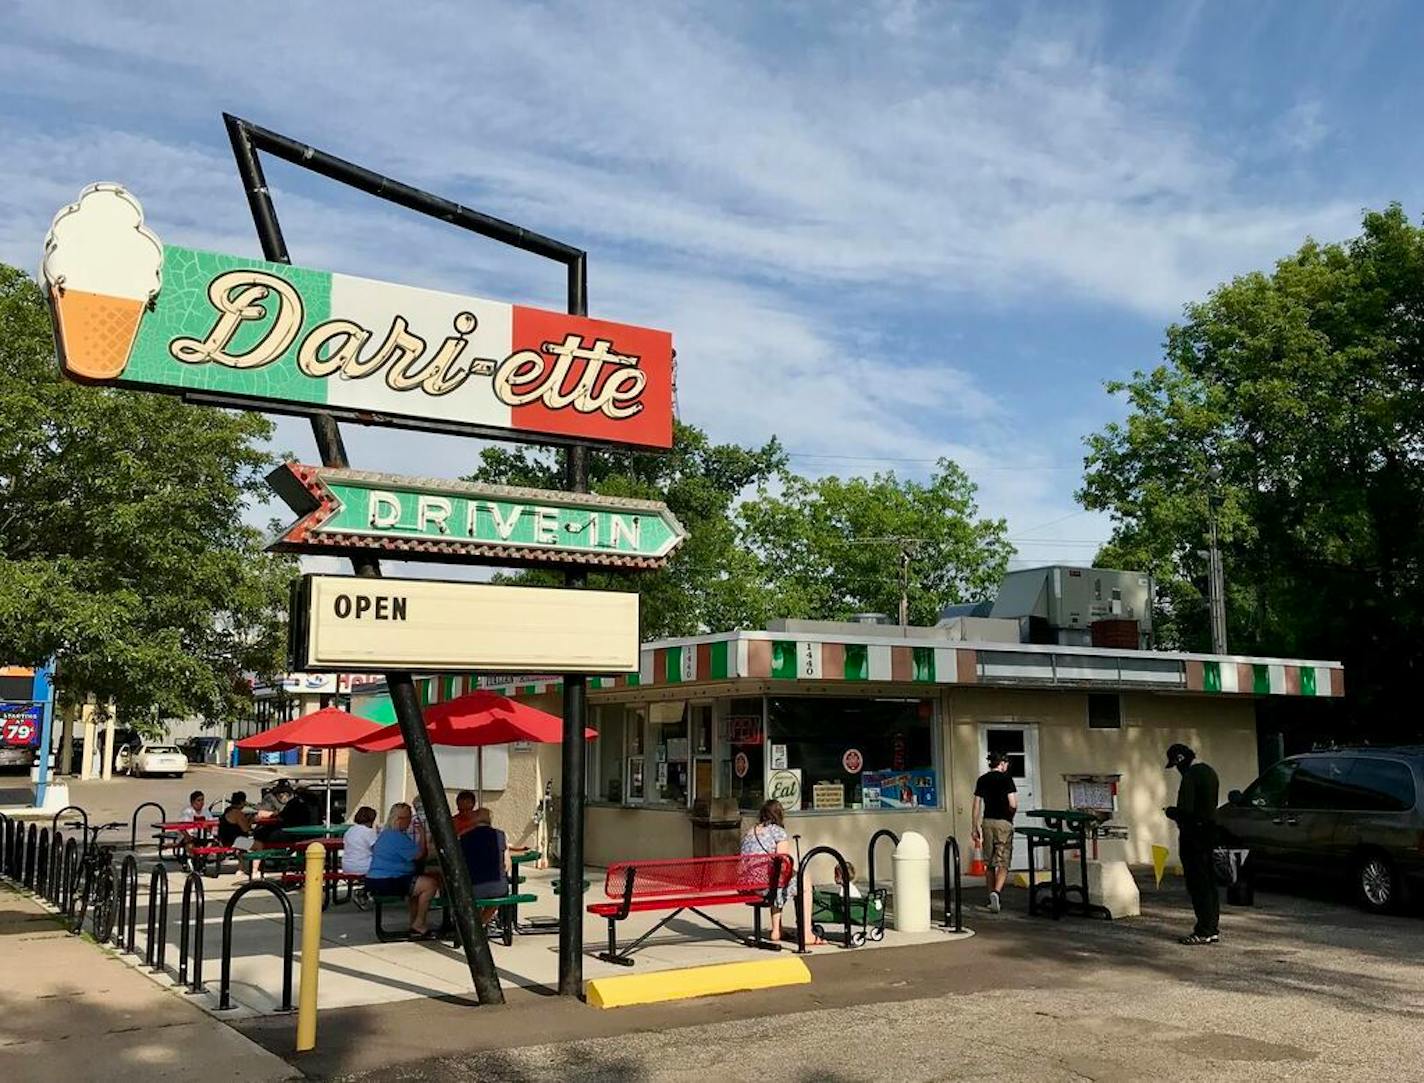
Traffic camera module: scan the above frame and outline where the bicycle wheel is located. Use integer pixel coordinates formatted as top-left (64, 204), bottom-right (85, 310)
top-left (69, 862), bottom-right (93, 935)
top-left (91, 863), bottom-right (116, 944)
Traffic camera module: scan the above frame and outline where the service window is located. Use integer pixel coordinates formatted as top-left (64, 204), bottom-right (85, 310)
top-left (648, 702), bottom-right (689, 807)
top-left (722, 698), bottom-right (765, 811)
top-left (768, 696), bottom-right (937, 811)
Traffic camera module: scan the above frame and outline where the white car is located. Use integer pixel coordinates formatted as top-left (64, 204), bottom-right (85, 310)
top-left (127, 744), bottom-right (188, 777)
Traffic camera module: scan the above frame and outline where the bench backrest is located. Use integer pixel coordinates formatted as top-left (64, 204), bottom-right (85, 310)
top-left (603, 854), bottom-right (793, 900)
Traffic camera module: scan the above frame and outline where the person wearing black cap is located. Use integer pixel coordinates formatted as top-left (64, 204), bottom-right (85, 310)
top-left (972, 751), bottom-right (1018, 913)
top-left (1165, 742), bottom-right (1221, 944)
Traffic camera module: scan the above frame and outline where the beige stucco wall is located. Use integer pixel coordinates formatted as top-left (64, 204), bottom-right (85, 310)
top-left (947, 687), bottom-right (1258, 864)
top-left (586, 805), bottom-right (693, 866)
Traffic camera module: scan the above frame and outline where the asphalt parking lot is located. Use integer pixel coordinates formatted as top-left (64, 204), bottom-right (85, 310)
top-left (235, 870), bottom-right (1424, 1082)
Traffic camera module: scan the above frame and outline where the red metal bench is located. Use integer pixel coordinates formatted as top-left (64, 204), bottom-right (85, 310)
top-left (588, 853), bottom-right (793, 966)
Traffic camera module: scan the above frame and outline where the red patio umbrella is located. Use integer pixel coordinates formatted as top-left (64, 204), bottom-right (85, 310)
top-left (237, 707), bottom-right (385, 825)
top-left (236, 706), bottom-right (385, 750)
top-left (353, 691), bottom-right (595, 753)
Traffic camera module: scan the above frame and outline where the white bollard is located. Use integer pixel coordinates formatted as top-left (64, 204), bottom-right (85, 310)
top-left (892, 831), bottom-right (932, 932)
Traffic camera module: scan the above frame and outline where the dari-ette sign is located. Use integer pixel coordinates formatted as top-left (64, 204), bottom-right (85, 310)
top-left (267, 462), bottom-right (686, 569)
top-left (290, 574), bottom-right (640, 674)
top-left (42, 184), bottom-right (674, 449)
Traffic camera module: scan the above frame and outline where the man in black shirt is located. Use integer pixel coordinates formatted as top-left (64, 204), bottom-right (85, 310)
top-left (1164, 742), bottom-right (1221, 944)
top-left (972, 752), bottom-right (1018, 913)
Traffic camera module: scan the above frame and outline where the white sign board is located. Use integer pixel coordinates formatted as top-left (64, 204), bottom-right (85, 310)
top-left (292, 574), bottom-right (639, 673)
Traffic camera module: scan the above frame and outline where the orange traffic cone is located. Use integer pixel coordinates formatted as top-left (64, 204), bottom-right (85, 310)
top-left (969, 844), bottom-right (986, 878)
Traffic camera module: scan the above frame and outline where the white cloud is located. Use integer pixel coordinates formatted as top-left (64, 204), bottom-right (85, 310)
top-left (0, 2), bottom-right (1376, 567)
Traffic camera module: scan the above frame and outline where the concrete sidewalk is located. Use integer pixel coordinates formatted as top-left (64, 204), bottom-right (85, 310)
top-left (0, 885), bottom-right (296, 1083)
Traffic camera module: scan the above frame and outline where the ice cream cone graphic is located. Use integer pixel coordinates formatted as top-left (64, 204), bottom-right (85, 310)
top-left (41, 184), bottom-right (162, 382)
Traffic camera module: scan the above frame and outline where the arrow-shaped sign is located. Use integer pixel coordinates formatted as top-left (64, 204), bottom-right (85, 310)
top-left (267, 463), bottom-right (686, 570)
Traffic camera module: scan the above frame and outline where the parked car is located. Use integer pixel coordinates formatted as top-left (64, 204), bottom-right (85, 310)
top-left (124, 744), bottom-right (189, 778)
top-left (1217, 748), bottom-right (1424, 913)
top-left (259, 776), bottom-right (348, 823)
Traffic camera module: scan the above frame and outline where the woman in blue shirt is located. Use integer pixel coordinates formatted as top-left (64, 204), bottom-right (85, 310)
top-left (366, 802), bottom-right (441, 939)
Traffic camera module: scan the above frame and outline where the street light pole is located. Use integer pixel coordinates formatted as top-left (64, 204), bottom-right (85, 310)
top-left (1205, 473), bottom-right (1228, 656)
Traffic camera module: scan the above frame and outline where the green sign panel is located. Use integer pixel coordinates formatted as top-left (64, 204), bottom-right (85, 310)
top-left (268, 463), bottom-right (685, 570)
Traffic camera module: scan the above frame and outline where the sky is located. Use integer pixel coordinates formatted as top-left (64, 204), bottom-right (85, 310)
top-left (2, 1), bottom-right (1415, 575)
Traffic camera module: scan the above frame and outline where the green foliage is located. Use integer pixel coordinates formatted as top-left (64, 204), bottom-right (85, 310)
top-left (739, 462), bottom-right (1012, 624)
top-left (471, 431), bottom-right (1010, 634)
top-left (467, 421), bottom-right (787, 638)
top-left (1080, 205), bottom-right (1424, 734)
top-left (0, 263), bottom-right (294, 733)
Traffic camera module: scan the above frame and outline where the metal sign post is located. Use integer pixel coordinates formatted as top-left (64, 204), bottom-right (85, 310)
top-left (221, 114), bottom-right (604, 1002)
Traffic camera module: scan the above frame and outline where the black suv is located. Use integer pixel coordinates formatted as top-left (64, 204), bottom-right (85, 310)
top-left (1217, 748), bottom-right (1424, 913)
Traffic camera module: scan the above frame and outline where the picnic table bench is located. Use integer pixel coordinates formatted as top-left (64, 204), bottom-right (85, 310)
top-left (588, 853), bottom-right (793, 966)
top-left (371, 888), bottom-right (538, 944)
top-left (1018, 809), bottom-right (1112, 920)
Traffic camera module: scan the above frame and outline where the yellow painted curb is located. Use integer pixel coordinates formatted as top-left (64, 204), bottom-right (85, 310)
top-left (586, 955), bottom-right (812, 1009)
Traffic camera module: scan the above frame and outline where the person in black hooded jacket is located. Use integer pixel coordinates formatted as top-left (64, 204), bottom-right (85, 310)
top-left (1164, 742), bottom-right (1221, 944)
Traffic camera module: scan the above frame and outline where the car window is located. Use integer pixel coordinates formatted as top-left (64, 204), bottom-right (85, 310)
top-left (145, 746), bottom-right (180, 754)
top-left (1243, 761), bottom-right (1295, 808)
top-left (1287, 756), bottom-right (1353, 810)
top-left (1340, 758), bottom-right (1417, 813)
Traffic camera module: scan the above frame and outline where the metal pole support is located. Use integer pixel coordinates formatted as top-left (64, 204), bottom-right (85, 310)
top-left (867, 828), bottom-right (900, 894)
top-left (794, 845), bottom-right (856, 954)
top-left (130, 802), bottom-right (167, 854)
top-left (218, 881), bottom-right (295, 1012)
top-left (146, 861), bottom-right (170, 971)
top-left (179, 870), bottom-right (207, 993)
top-left (117, 854), bottom-right (140, 953)
top-left (942, 836), bottom-right (963, 933)
top-left (296, 841), bottom-right (324, 1051)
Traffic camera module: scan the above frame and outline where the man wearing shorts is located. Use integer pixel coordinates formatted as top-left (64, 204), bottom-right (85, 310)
top-left (972, 751), bottom-right (1018, 913)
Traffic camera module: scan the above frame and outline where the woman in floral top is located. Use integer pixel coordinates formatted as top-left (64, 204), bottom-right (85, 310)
top-left (740, 799), bottom-right (824, 944)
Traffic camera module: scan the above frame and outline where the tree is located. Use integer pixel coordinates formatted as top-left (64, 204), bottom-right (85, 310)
top-left (1080, 205), bottom-right (1424, 739)
top-left (738, 461), bottom-right (1013, 624)
top-left (467, 422), bottom-right (786, 637)
top-left (0, 263), bottom-right (294, 733)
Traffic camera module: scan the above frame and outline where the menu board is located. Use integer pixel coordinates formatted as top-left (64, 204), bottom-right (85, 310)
top-left (812, 781), bottom-right (845, 810)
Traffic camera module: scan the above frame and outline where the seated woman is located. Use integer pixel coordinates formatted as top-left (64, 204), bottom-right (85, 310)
top-left (365, 802), bottom-right (441, 940)
top-left (457, 807), bottom-right (511, 927)
top-left (740, 799), bottom-right (823, 945)
top-left (451, 790), bottom-right (478, 837)
top-left (217, 792), bottom-right (254, 847)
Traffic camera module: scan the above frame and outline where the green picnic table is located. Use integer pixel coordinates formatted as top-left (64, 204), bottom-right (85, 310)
top-left (280, 823), bottom-right (352, 837)
top-left (1018, 810), bottom-right (1111, 920)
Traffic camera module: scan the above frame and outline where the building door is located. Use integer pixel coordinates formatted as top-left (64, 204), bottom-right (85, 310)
top-left (978, 723), bottom-right (1040, 870)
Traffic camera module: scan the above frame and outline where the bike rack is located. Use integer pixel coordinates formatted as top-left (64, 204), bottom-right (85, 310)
top-left (218, 881), bottom-right (294, 1012)
top-left (46, 832), bottom-right (64, 904)
top-left (145, 862), bottom-right (170, 972)
top-left (867, 828), bottom-right (901, 894)
top-left (35, 828), bottom-right (49, 897)
top-left (942, 835), bottom-right (963, 933)
top-left (50, 805), bottom-right (88, 854)
top-left (179, 871), bottom-right (207, 994)
top-left (22, 823), bottom-right (37, 889)
top-left (116, 854), bottom-right (140, 954)
top-left (794, 845), bottom-right (857, 955)
top-left (61, 837), bottom-right (81, 915)
top-left (129, 801), bottom-right (167, 855)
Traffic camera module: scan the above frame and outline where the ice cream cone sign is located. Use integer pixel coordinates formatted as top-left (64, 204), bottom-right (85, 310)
top-left (42, 183), bottom-right (162, 382)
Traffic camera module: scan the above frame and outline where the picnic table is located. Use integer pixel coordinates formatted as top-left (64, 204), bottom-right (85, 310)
top-left (267, 835), bottom-right (351, 908)
top-left (279, 823), bottom-right (352, 838)
top-left (1018, 809), bottom-right (1111, 920)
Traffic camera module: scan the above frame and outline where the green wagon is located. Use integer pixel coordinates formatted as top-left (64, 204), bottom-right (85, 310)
top-left (810, 886), bottom-right (887, 946)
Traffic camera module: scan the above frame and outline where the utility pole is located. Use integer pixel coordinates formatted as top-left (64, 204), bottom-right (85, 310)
top-left (857, 537), bottom-right (925, 626)
top-left (1205, 467), bottom-right (1228, 655)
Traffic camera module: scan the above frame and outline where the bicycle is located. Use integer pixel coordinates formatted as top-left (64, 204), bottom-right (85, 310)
top-left (65, 820), bottom-right (124, 943)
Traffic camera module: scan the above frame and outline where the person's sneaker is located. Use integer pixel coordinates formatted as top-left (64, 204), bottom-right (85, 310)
top-left (988, 891), bottom-right (1001, 914)
top-left (1178, 933), bottom-right (1219, 945)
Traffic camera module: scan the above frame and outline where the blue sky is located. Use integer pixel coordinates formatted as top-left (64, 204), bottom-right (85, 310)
top-left (2, 1), bottom-right (1414, 571)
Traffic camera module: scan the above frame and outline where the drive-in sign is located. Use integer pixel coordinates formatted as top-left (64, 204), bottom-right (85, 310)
top-left (43, 184), bottom-right (674, 449)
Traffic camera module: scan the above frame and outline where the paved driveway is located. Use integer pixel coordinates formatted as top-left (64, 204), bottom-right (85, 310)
top-left (242, 873), bottom-right (1424, 1082)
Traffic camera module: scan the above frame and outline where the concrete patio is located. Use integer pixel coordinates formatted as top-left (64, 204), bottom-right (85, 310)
top-left (45, 853), bottom-right (970, 1018)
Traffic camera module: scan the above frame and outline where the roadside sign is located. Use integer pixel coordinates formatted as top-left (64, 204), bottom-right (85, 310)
top-left (43, 184), bottom-right (674, 449)
top-left (290, 574), bottom-right (640, 674)
top-left (268, 462), bottom-right (686, 569)
top-left (0, 703), bottom-right (43, 747)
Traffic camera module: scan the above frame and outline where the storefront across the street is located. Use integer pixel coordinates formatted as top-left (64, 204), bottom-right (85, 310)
top-left (347, 622), bottom-right (1343, 873)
